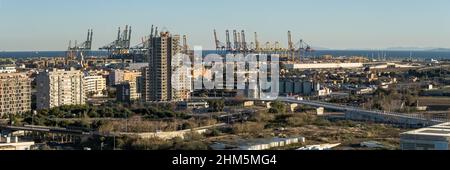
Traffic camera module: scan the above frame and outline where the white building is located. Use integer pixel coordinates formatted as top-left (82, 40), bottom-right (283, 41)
top-left (317, 87), bottom-right (332, 96)
top-left (171, 52), bottom-right (192, 101)
top-left (286, 63), bottom-right (364, 70)
top-left (0, 136), bottom-right (35, 150)
top-left (84, 75), bottom-right (107, 97)
top-left (400, 122), bottom-right (450, 150)
top-left (36, 68), bottom-right (86, 109)
top-left (297, 143), bottom-right (341, 150)
top-left (0, 66), bottom-right (16, 73)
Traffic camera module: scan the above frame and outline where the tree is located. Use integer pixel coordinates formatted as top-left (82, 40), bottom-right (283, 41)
top-left (269, 100), bottom-right (286, 114)
top-left (209, 99), bottom-right (225, 112)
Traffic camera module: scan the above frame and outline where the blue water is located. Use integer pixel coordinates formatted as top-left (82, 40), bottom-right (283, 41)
top-left (311, 50), bottom-right (450, 60)
top-left (1, 50), bottom-right (450, 60)
top-left (0, 51), bottom-right (109, 59)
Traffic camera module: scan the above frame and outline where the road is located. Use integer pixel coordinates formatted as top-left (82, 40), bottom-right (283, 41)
top-left (279, 97), bottom-right (447, 125)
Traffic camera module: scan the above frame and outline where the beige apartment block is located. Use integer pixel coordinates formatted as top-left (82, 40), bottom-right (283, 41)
top-left (36, 68), bottom-right (86, 110)
top-left (84, 75), bottom-right (107, 97)
top-left (0, 73), bottom-right (31, 116)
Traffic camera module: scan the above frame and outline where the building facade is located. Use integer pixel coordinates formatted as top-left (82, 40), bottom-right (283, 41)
top-left (0, 66), bottom-right (17, 73)
top-left (116, 81), bottom-right (139, 103)
top-left (84, 75), bottom-right (107, 97)
top-left (36, 68), bottom-right (86, 110)
top-left (109, 69), bottom-right (141, 86)
top-left (0, 73), bottom-right (32, 116)
top-left (401, 122), bottom-right (450, 150)
top-left (144, 31), bottom-right (190, 102)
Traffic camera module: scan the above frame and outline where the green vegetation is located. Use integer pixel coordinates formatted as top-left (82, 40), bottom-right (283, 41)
top-left (208, 99), bottom-right (225, 112)
top-left (7, 103), bottom-right (192, 131)
top-left (0, 58), bottom-right (15, 65)
top-left (81, 131), bottom-right (209, 150)
top-left (268, 100), bottom-right (286, 114)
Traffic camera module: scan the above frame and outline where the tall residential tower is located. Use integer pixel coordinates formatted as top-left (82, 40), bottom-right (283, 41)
top-left (143, 31), bottom-right (191, 102)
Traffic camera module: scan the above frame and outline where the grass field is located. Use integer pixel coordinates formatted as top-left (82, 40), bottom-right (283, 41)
top-left (419, 97), bottom-right (450, 105)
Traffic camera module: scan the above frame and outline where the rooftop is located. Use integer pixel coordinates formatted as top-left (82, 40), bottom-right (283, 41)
top-left (402, 122), bottom-right (450, 137)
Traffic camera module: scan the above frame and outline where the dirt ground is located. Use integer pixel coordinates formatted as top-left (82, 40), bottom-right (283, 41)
top-left (206, 120), bottom-right (408, 150)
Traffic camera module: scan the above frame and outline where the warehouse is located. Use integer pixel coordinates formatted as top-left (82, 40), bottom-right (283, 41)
top-left (400, 122), bottom-right (450, 150)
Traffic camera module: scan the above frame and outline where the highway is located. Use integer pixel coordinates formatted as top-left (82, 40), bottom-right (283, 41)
top-left (0, 125), bottom-right (92, 135)
top-left (279, 97), bottom-right (447, 125)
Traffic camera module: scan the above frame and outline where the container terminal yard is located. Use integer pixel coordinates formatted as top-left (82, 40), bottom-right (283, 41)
top-left (1, 25), bottom-right (450, 151)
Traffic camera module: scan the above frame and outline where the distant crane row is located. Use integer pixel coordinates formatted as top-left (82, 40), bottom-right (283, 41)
top-left (213, 29), bottom-right (314, 61)
top-left (65, 26), bottom-right (315, 63)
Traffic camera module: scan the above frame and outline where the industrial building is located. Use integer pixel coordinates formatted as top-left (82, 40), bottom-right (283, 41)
top-left (0, 136), bottom-right (35, 150)
top-left (400, 122), bottom-right (450, 150)
top-left (0, 73), bottom-right (32, 116)
top-left (286, 63), bottom-right (364, 70)
top-left (279, 78), bottom-right (331, 96)
top-left (177, 101), bottom-right (209, 110)
top-left (210, 137), bottom-right (306, 150)
top-left (36, 68), bottom-right (86, 109)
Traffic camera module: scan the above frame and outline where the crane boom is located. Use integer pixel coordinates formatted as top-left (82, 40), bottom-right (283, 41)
top-left (254, 32), bottom-right (260, 52)
top-left (225, 30), bottom-right (231, 51)
top-left (214, 29), bottom-right (220, 50)
top-left (241, 30), bottom-right (247, 51)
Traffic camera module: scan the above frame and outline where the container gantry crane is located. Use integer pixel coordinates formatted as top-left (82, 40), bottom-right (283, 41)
top-left (66, 29), bottom-right (93, 67)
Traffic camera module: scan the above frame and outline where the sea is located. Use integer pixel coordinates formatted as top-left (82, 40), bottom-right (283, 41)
top-left (1, 50), bottom-right (450, 61)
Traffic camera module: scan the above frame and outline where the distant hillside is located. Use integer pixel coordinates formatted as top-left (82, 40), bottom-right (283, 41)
top-left (385, 47), bottom-right (450, 51)
top-left (312, 46), bottom-right (331, 50)
top-left (429, 48), bottom-right (450, 52)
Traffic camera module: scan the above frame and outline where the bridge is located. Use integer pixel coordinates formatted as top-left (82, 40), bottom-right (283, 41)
top-left (279, 97), bottom-right (447, 127)
top-left (0, 125), bottom-right (92, 136)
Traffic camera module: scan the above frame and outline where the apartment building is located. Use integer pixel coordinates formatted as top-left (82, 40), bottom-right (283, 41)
top-left (36, 68), bottom-right (85, 109)
top-left (0, 73), bottom-right (31, 115)
top-left (84, 75), bottom-right (107, 97)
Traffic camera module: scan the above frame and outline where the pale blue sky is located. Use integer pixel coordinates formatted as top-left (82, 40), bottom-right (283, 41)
top-left (0, 0), bottom-right (449, 51)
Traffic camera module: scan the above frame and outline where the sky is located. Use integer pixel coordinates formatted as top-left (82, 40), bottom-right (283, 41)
top-left (0, 0), bottom-right (449, 51)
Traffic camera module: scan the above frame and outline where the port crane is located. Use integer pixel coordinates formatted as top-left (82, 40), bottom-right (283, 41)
top-left (66, 29), bottom-right (93, 67)
top-left (213, 29), bottom-right (315, 61)
top-left (129, 25), bottom-right (189, 62)
top-left (99, 25), bottom-right (132, 57)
